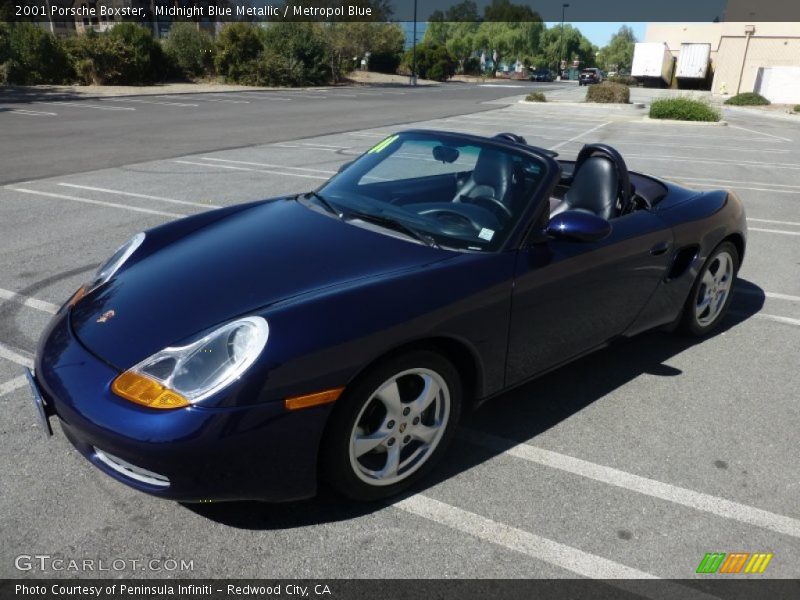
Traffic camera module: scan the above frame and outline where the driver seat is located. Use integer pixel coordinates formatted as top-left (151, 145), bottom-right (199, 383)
top-left (453, 148), bottom-right (515, 207)
top-left (551, 156), bottom-right (619, 221)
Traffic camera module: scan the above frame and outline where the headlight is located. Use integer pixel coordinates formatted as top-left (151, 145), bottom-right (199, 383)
top-left (69, 232), bottom-right (145, 306)
top-left (112, 317), bottom-right (269, 409)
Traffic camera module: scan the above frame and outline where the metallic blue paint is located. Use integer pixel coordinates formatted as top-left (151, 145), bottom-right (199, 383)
top-left (32, 131), bottom-right (747, 502)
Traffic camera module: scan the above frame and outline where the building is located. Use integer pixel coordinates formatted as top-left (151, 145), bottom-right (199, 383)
top-left (644, 21), bottom-right (800, 101)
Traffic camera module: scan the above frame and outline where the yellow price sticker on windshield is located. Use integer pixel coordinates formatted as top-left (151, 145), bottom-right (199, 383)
top-left (368, 135), bottom-right (399, 154)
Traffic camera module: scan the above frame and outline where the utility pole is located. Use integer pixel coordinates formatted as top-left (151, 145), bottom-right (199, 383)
top-left (558, 3), bottom-right (569, 79)
top-left (411, 0), bottom-right (418, 86)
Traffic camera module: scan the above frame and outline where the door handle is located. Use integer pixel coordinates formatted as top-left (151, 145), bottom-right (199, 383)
top-left (650, 241), bottom-right (671, 256)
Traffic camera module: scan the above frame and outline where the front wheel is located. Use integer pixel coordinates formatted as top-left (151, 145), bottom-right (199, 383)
top-left (679, 242), bottom-right (739, 336)
top-left (320, 351), bottom-right (462, 501)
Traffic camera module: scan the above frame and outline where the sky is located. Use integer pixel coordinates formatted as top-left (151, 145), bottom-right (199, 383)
top-left (545, 22), bottom-right (648, 47)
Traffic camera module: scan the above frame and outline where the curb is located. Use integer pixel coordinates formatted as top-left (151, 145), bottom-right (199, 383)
top-left (722, 105), bottom-right (800, 122)
top-left (517, 100), bottom-right (646, 110)
top-left (638, 117), bottom-right (729, 126)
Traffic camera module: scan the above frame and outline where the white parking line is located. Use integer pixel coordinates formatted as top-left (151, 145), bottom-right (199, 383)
top-left (105, 98), bottom-right (198, 108)
top-left (748, 218), bottom-right (800, 227)
top-left (57, 183), bottom-right (221, 209)
top-left (7, 188), bottom-right (185, 219)
top-left (173, 160), bottom-right (328, 180)
top-left (396, 496), bottom-right (720, 597)
top-left (549, 122), bottom-right (610, 151)
top-left (673, 177), bottom-right (800, 191)
top-left (728, 124), bottom-right (792, 143)
top-left (629, 155), bottom-right (800, 171)
top-left (738, 289), bottom-right (800, 303)
top-left (0, 375), bottom-right (28, 398)
top-left (734, 312), bottom-right (800, 327)
top-left (199, 157), bottom-right (336, 175)
top-left (0, 342), bottom-right (33, 369)
top-left (43, 102), bottom-right (135, 111)
top-left (459, 429), bottom-right (800, 539)
top-left (0, 288), bottom-right (58, 314)
top-left (679, 183), bottom-right (800, 195)
top-left (5, 108), bottom-right (57, 117)
top-left (192, 97), bottom-right (250, 104)
top-left (749, 227), bottom-right (800, 236)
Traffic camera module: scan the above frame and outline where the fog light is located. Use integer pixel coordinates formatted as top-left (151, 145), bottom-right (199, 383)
top-left (112, 371), bottom-right (189, 409)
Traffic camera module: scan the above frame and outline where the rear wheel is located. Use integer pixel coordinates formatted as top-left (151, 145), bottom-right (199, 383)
top-left (320, 351), bottom-right (462, 501)
top-left (679, 242), bottom-right (739, 336)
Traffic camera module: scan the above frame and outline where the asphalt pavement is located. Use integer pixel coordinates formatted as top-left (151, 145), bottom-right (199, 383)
top-left (0, 82), bottom-right (798, 583)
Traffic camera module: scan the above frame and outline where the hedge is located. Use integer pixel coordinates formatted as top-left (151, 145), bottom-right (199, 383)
top-left (586, 82), bottom-right (630, 104)
top-left (649, 97), bottom-right (721, 122)
top-left (724, 92), bottom-right (770, 106)
top-left (607, 74), bottom-right (637, 86)
top-left (163, 22), bottom-right (214, 79)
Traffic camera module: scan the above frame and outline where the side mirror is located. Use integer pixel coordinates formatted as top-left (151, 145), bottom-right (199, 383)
top-left (546, 210), bottom-right (611, 242)
top-left (337, 160), bottom-right (354, 173)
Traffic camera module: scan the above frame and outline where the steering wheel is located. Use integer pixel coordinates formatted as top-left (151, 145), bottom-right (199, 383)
top-left (459, 195), bottom-right (513, 219)
top-left (417, 208), bottom-right (483, 232)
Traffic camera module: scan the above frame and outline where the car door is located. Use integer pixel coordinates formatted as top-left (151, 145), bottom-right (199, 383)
top-left (505, 209), bottom-right (674, 387)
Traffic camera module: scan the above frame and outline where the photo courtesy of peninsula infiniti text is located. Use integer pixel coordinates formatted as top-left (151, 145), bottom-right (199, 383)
top-left (27, 130), bottom-right (747, 502)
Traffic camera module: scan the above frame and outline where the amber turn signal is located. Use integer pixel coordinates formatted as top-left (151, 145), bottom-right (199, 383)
top-left (284, 387), bottom-right (344, 411)
top-left (68, 285), bottom-right (87, 307)
top-left (111, 371), bottom-right (190, 409)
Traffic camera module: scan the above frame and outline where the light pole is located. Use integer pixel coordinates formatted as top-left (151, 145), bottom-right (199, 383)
top-left (411, 0), bottom-right (418, 86)
top-left (558, 3), bottom-right (569, 79)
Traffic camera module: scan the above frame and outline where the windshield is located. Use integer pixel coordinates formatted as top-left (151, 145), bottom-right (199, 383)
top-left (309, 132), bottom-right (548, 251)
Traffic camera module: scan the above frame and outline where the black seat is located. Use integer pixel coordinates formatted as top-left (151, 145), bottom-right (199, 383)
top-left (551, 156), bottom-right (619, 221)
top-left (453, 148), bottom-right (515, 207)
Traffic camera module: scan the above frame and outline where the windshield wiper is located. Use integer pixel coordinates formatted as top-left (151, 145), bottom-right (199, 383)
top-left (304, 191), bottom-right (343, 218)
top-left (346, 210), bottom-right (439, 248)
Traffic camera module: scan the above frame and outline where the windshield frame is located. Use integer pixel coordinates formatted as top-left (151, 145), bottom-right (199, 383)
top-left (312, 130), bottom-right (560, 253)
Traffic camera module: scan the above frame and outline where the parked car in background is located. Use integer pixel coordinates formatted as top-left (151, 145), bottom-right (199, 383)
top-left (579, 68), bottom-right (604, 86)
top-left (530, 69), bottom-right (554, 82)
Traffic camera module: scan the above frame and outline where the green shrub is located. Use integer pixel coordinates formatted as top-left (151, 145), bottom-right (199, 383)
top-left (795, 105), bottom-right (800, 113)
top-left (586, 82), bottom-right (630, 104)
top-left (64, 31), bottom-right (123, 84)
top-left (368, 51), bottom-right (401, 74)
top-left (107, 23), bottom-right (167, 84)
top-left (263, 22), bottom-right (328, 85)
top-left (401, 43), bottom-right (456, 82)
top-left (608, 74), bottom-right (637, 86)
top-left (525, 92), bottom-right (546, 102)
top-left (215, 23), bottom-right (266, 83)
top-left (724, 92), bottom-right (770, 106)
top-left (649, 97), bottom-right (721, 122)
top-left (163, 23), bottom-right (214, 79)
top-left (3, 23), bottom-right (72, 84)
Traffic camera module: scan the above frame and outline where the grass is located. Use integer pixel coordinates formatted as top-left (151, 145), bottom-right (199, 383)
top-left (525, 92), bottom-right (546, 102)
top-left (724, 92), bottom-right (770, 106)
top-left (585, 82), bottom-right (630, 104)
top-left (649, 97), bottom-right (721, 122)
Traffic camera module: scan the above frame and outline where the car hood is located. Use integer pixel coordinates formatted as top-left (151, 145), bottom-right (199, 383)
top-left (71, 199), bottom-right (453, 370)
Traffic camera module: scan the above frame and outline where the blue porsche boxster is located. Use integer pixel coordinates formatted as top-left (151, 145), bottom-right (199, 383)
top-left (29, 130), bottom-right (746, 502)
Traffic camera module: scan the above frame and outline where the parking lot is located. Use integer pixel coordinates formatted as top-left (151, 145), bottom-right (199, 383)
top-left (0, 83), bottom-right (798, 583)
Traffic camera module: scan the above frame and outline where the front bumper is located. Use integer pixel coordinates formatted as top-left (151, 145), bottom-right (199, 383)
top-left (34, 309), bottom-right (333, 502)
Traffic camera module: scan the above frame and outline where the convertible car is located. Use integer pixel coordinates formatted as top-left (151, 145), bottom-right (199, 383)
top-left (29, 130), bottom-right (746, 502)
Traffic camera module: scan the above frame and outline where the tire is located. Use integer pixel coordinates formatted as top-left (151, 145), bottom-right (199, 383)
top-left (679, 241), bottom-right (739, 336)
top-left (320, 350), bottom-right (462, 501)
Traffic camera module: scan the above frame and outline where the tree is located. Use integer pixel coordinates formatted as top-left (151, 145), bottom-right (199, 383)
top-left (319, 21), bottom-right (404, 82)
top-left (483, 0), bottom-right (537, 22)
top-left (474, 20), bottom-right (543, 75)
top-left (263, 22), bottom-right (328, 85)
top-left (163, 23), bottom-right (214, 79)
top-left (214, 23), bottom-right (266, 83)
top-left (597, 25), bottom-right (637, 73)
top-left (402, 43), bottom-right (456, 81)
top-left (538, 24), bottom-right (598, 73)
